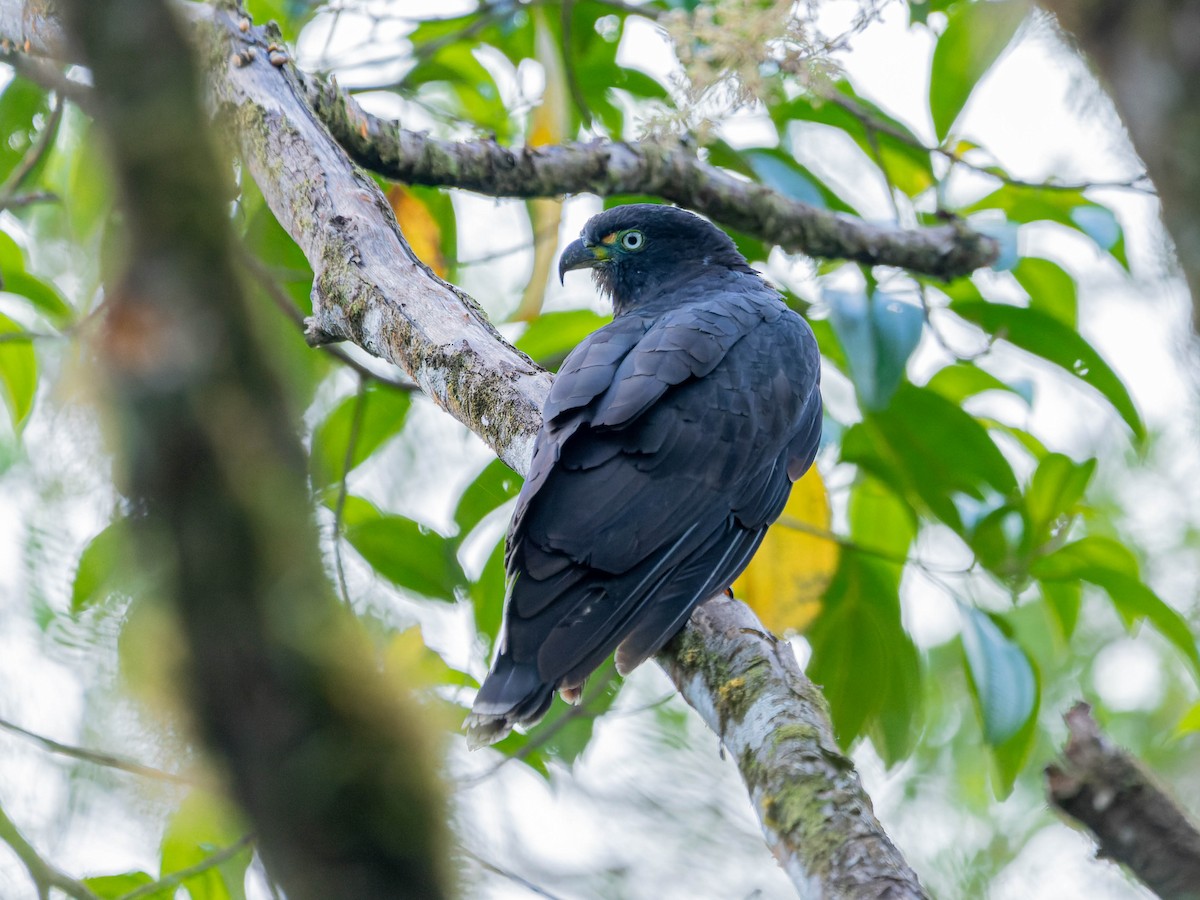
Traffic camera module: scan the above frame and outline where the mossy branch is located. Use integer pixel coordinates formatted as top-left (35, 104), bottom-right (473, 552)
top-left (660, 596), bottom-right (927, 899)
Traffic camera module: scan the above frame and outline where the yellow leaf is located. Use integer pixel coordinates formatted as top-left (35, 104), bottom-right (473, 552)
top-left (387, 185), bottom-right (447, 278)
top-left (514, 9), bottom-right (568, 321)
top-left (733, 466), bottom-right (838, 635)
top-left (528, 8), bottom-right (568, 150)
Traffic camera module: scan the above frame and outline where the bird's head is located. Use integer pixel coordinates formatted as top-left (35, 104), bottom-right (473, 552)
top-left (558, 204), bottom-right (756, 314)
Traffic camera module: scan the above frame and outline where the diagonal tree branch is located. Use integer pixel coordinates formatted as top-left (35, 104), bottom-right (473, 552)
top-left (1046, 703), bottom-right (1200, 900)
top-left (0, 3), bottom-right (926, 895)
top-left (305, 75), bottom-right (997, 280)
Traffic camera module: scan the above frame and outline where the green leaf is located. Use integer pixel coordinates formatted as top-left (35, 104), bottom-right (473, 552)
top-left (471, 537), bottom-right (507, 646)
top-left (345, 514), bottom-right (466, 601)
top-left (455, 459), bottom-right (522, 539)
top-left (1042, 579), bottom-right (1081, 640)
top-left (742, 149), bottom-right (855, 213)
top-left (2, 271), bottom-right (72, 325)
top-left (967, 502), bottom-right (1027, 582)
top-left (72, 518), bottom-right (133, 614)
top-left (775, 82), bottom-right (935, 198)
top-left (243, 0), bottom-right (320, 41)
top-left (1025, 453), bottom-right (1095, 545)
top-left (842, 384), bottom-right (1017, 532)
top-left (242, 188), bottom-right (314, 313)
top-left (965, 187), bottom-right (1127, 267)
top-left (161, 792), bottom-right (250, 900)
top-left (65, 119), bottom-right (113, 241)
top-left (925, 362), bottom-right (1032, 406)
top-left (960, 607), bottom-right (1036, 745)
top-left (1033, 538), bottom-right (1200, 679)
top-left (310, 383), bottom-right (412, 491)
top-left (488, 664), bottom-right (621, 773)
top-left (515, 309), bottom-right (610, 368)
top-left (848, 476), bottom-right (917, 562)
top-left (1013, 256), bottom-right (1076, 328)
top-left (84, 872), bottom-right (160, 899)
top-left (929, 0), bottom-right (1030, 141)
top-left (828, 290), bottom-right (924, 410)
top-left (0, 312), bottom-right (37, 427)
top-left (950, 300), bottom-right (1145, 442)
top-left (989, 662), bottom-right (1040, 797)
top-left (808, 554), bottom-right (919, 751)
top-left (1172, 702), bottom-right (1200, 739)
top-left (0, 76), bottom-right (50, 183)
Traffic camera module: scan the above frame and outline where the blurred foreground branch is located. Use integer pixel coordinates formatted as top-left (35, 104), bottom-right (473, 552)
top-left (55, 0), bottom-right (450, 897)
top-left (1040, 0), bottom-right (1200, 332)
top-left (306, 76), bottom-right (998, 280)
top-left (1, 2), bottom-right (925, 895)
top-left (1046, 703), bottom-right (1200, 900)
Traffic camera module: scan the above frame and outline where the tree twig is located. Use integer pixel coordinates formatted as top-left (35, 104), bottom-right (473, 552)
top-left (0, 804), bottom-right (101, 900)
top-left (0, 714), bottom-right (189, 783)
top-left (1046, 702), bottom-right (1200, 900)
top-left (116, 834), bottom-right (255, 900)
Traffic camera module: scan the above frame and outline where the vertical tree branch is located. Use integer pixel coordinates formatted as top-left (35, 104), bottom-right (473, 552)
top-left (55, 1), bottom-right (450, 897)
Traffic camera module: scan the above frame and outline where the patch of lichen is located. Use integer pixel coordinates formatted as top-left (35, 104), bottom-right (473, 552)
top-left (770, 722), bottom-right (821, 749)
top-left (762, 779), bottom-right (840, 875)
top-left (713, 658), bottom-right (769, 726)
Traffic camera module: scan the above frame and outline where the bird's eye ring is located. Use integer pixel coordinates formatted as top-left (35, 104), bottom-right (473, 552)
top-left (620, 230), bottom-right (645, 251)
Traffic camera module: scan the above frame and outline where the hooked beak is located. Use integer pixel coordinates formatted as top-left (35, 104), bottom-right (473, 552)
top-left (558, 238), bottom-right (609, 284)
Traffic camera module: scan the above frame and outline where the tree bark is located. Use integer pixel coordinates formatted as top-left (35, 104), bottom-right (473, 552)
top-left (1039, 0), bottom-right (1200, 331)
top-left (305, 76), bottom-right (997, 280)
top-left (1, 2), bottom-right (926, 896)
top-left (1046, 703), bottom-right (1200, 900)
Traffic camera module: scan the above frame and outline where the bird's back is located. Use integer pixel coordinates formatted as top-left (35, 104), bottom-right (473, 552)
top-left (468, 271), bottom-right (822, 745)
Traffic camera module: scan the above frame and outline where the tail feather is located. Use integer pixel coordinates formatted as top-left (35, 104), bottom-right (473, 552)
top-left (466, 654), bottom-right (554, 749)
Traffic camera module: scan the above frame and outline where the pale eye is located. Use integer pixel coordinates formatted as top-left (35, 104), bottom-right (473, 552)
top-left (621, 230), bottom-right (644, 250)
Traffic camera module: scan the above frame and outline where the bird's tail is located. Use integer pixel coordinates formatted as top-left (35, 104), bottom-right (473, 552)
top-left (465, 654), bottom-right (555, 749)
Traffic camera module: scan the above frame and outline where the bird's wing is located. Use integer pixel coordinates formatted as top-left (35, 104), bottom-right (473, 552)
top-left (502, 289), bottom-right (821, 685)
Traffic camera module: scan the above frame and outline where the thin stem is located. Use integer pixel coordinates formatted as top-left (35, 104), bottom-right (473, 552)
top-left (0, 715), bottom-right (189, 784)
top-left (333, 376), bottom-right (368, 607)
top-left (116, 835), bottom-right (255, 900)
top-left (0, 805), bottom-right (101, 900)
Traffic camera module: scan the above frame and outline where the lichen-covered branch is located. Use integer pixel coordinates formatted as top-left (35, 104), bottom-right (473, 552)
top-left (1039, 0), bottom-right (1200, 331)
top-left (205, 10), bottom-right (550, 473)
top-left (1046, 703), bottom-right (1200, 900)
top-left (306, 76), bottom-right (998, 280)
top-left (660, 595), bottom-right (927, 899)
top-left (0, 2), bottom-right (924, 895)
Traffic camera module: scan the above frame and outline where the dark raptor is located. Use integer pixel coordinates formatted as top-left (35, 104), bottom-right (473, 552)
top-left (467, 204), bottom-right (822, 746)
